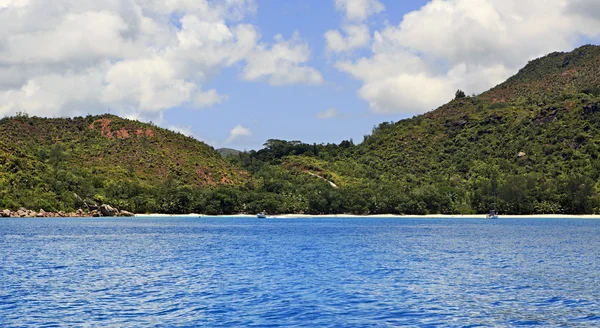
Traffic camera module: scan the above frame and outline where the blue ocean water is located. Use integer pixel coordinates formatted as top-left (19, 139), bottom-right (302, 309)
top-left (1, 217), bottom-right (600, 327)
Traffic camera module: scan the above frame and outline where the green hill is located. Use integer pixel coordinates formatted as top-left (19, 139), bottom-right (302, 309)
top-left (3, 45), bottom-right (600, 216)
top-left (0, 114), bottom-right (247, 213)
top-left (233, 45), bottom-right (600, 215)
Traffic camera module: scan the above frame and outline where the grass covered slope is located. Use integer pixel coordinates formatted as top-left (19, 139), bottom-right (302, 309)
top-left (0, 114), bottom-right (247, 212)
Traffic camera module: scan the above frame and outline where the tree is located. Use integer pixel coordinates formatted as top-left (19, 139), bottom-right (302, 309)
top-left (455, 89), bottom-right (466, 99)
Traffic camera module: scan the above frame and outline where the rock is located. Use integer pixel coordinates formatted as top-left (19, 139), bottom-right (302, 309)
top-left (1, 209), bottom-right (10, 217)
top-left (518, 151), bottom-right (527, 158)
top-left (584, 102), bottom-right (599, 114)
top-left (36, 212), bottom-right (45, 217)
top-left (100, 204), bottom-right (119, 217)
top-left (92, 210), bottom-right (101, 217)
top-left (119, 210), bottom-right (135, 217)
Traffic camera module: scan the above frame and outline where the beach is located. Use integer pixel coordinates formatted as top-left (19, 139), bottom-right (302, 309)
top-left (132, 213), bottom-right (600, 219)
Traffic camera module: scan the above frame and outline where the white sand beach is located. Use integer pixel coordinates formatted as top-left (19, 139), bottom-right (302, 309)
top-left (133, 213), bottom-right (600, 219)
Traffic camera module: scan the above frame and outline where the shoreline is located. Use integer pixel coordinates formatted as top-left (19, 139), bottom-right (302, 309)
top-left (132, 213), bottom-right (600, 219)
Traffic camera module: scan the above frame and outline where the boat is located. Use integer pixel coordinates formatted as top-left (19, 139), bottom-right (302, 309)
top-left (257, 212), bottom-right (267, 218)
top-left (486, 177), bottom-right (499, 219)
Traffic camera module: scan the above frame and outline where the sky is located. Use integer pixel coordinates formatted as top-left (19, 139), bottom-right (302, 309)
top-left (1, 0), bottom-right (600, 150)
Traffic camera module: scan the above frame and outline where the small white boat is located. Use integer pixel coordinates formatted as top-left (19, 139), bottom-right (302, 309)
top-left (486, 209), bottom-right (498, 219)
top-left (257, 212), bottom-right (267, 218)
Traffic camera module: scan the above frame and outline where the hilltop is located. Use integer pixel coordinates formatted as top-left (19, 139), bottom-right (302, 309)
top-left (0, 114), bottom-right (247, 213)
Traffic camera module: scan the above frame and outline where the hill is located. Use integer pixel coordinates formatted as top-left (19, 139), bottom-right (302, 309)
top-left (0, 114), bottom-right (247, 213)
top-left (217, 148), bottom-right (242, 158)
top-left (3, 45), bottom-right (600, 216)
top-left (232, 45), bottom-right (600, 215)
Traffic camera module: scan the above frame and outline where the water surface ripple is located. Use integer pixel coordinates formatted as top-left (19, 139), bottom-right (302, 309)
top-left (1, 217), bottom-right (600, 326)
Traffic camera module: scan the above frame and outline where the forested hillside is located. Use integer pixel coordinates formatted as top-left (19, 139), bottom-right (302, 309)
top-left (232, 45), bottom-right (600, 215)
top-left (0, 114), bottom-right (247, 213)
top-left (3, 45), bottom-right (600, 215)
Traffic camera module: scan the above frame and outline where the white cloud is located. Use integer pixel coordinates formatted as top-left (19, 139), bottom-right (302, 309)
top-left (316, 107), bottom-right (339, 119)
top-left (194, 89), bottom-right (227, 108)
top-left (168, 125), bottom-right (194, 137)
top-left (0, 0), bottom-right (321, 121)
top-left (102, 57), bottom-right (195, 112)
top-left (334, 0), bottom-right (600, 115)
top-left (226, 124), bottom-right (252, 143)
top-left (242, 33), bottom-right (323, 85)
top-left (325, 24), bottom-right (371, 54)
top-left (334, 0), bottom-right (384, 22)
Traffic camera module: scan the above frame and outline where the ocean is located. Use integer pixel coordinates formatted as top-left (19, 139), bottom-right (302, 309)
top-left (1, 217), bottom-right (600, 327)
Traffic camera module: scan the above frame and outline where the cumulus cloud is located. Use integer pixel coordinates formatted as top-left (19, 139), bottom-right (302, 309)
top-left (316, 107), bottom-right (339, 119)
top-left (242, 33), bottom-right (323, 85)
top-left (194, 89), bottom-right (228, 108)
top-left (324, 24), bottom-right (371, 54)
top-left (334, 0), bottom-right (384, 22)
top-left (0, 0), bottom-right (321, 120)
top-left (333, 0), bottom-right (600, 115)
top-left (226, 124), bottom-right (253, 143)
top-left (324, 0), bottom-right (381, 55)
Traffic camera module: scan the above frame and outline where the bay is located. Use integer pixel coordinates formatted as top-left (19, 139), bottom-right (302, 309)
top-left (1, 217), bottom-right (600, 327)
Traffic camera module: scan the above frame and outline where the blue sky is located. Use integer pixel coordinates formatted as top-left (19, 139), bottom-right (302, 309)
top-left (164, 0), bottom-right (430, 150)
top-left (1, 0), bottom-right (599, 150)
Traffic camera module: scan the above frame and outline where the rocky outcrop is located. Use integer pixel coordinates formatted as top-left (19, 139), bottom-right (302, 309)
top-left (0, 205), bottom-right (136, 218)
top-left (583, 101), bottom-right (599, 114)
top-left (533, 106), bottom-right (560, 125)
top-left (99, 204), bottom-right (119, 217)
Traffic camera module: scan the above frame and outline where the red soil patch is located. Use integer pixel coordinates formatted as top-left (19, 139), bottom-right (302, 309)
top-left (89, 119), bottom-right (114, 139)
top-left (561, 69), bottom-right (576, 78)
top-left (90, 120), bottom-right (154, 140)
top-left (115, 128), bottom-right (130, 139)
top-left (196, 167), bottom-right (216, 186)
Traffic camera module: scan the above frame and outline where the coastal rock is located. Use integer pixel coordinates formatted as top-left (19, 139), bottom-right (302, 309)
top-left (119, 210), bottom-right (135, 217)
top-left (100, 204), bottom-right (118, 217)
top-left (1, 209), bottom-right (10, 217)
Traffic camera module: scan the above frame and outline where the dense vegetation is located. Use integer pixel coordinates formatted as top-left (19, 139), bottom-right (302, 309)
top-left (3, 45), bottom-right (600, 215)
top-left (0, 114), bottom-right (247, 213)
